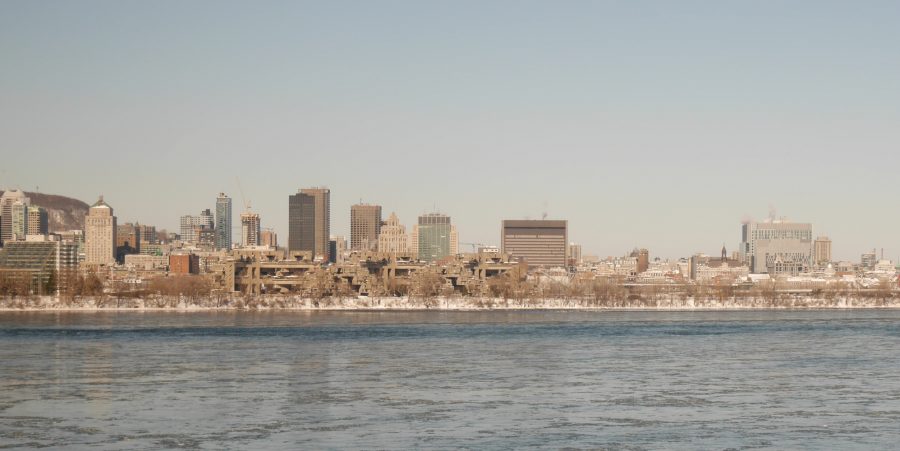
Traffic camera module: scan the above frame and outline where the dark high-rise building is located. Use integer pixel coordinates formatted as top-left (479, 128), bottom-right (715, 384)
top-left (328, 239), bottom-right (337, 264)
top-left (289, 188), bottom-right (330, 261)
top-left (350, 204), bottom-right (382, 251)
top-left (501, 220), bottom-right (568, 268)
top-left (288, 191), bottom-right (316, 256)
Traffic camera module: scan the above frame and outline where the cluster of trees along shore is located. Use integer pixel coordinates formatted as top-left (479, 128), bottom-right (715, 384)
top-left (1, 267), bottom-right (898, 309)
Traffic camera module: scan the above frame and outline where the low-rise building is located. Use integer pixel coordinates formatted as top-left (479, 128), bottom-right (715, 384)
top-left (124, 254), bottom-right (169, 271)
top-left (0, 236), bottom-right (78, 295)
top-left (170, 254), bottom-right (200, 275)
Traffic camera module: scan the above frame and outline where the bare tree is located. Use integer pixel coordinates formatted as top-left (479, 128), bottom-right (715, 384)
top-left (411, 270), bottom-right (443, 306)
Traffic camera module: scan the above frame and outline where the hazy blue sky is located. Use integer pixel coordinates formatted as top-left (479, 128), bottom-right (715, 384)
top-left (2, 1), bottom-right (899, 260)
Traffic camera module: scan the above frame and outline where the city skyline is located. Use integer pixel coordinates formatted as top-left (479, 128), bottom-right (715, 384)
top-left (1, 185), bottom-right (896, 263)
top-left (2, 2), bottom-right (899, 260)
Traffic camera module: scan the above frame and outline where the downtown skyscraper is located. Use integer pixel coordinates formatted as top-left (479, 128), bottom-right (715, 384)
top-left (288, 188), bottom-right (330, 261)
top-left (350, 203), bottom-right (382, 251)
top-left (0, 189), bottom-right (29, 245)
top-left (412, 213), bottom-right (458, 263)
top-left (84, 196), bottom-right (117, 266)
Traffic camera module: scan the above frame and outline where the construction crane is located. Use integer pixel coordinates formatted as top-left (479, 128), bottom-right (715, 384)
top-left (460, 242), bottom-right (486, 253)
top-left (235, 176), bottom-right (251, 212)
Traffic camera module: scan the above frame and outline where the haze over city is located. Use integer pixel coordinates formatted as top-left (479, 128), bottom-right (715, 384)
top-left (2, 1), bottom-right (899, 260)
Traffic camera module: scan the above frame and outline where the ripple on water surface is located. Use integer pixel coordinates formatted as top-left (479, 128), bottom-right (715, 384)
top-left (1, 310), bottom-right (900, 449)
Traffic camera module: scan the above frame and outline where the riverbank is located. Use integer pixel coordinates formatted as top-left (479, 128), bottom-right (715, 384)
top-left (2, 294), bottom-right (899, 311)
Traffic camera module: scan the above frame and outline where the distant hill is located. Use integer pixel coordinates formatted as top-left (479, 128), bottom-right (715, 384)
top-left (0, 191), bottom-right (89, 232)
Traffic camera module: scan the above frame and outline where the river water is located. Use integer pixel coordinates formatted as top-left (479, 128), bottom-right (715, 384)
top-left (1, 310), bottom-right (899, 449)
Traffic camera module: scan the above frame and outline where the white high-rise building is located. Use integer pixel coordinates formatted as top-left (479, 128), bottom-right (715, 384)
top-left (1, 189), bottom-right (30, 245)
top-left (814, 236), bottom-right (832, 265)
top-left (11, 200), bottom-right (29, 241)
top-left (84, 196), bottom-right (117, 266)
top-left (740, 219), bottom-right (813, 275)
top-left (215, 193), bottom-right (232, 251)
top-left (179, 209), bottom-right (214, 243)
top-left (378, 212), bottom-right (410, 254)
top-left (241, 211), bottom-right (261, 247)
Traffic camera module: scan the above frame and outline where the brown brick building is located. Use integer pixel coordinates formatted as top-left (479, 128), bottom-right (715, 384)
top-left (169, 254), bottom-right (200, 275)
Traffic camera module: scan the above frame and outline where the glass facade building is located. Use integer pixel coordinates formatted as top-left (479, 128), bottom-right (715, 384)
top-left (215, 193), bottom-right (232, 251)
top-left (417, 213), bottom-right (451, 263)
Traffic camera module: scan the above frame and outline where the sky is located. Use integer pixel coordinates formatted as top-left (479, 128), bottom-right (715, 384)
top-left (1, 1), bottom-right (899, 261)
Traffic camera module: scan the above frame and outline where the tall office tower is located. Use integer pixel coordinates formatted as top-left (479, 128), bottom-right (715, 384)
top-left (501, 220), bottom-right (568, 268)
top-left (215, 193), bottom-right (232, 251)
top-left (378, 212), bottom-right (409, 254)
top-left (1, 189), bottom-right (30, 245)
top-left (414, 213), bottom-right (456, 262)
top-left (26, 206), bottom-right (49, 236)
top-left (84, 196), bottom-right (117, 266)
top-left (180, 209), bottom-right (214, 243)
top-left (241, 212), bottom-right (261, 247)
top-left (260, 229), bottom-right (277, 248)
top-left (740, 219), bottom-right (813, 275)
top-left (288, 191), bottom-right (316, 255)
top-left (11, 200), bottom-right (28, 241)
top-left (350, 203), bottom-right (382, 251)
top-left (814, 236), bottom-right (832, 265)
top-left (299, 188), bottom-right (330, 261)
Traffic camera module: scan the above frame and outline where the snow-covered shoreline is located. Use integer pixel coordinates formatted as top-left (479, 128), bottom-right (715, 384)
top-left (2, 294), bottom-right (899, 311)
